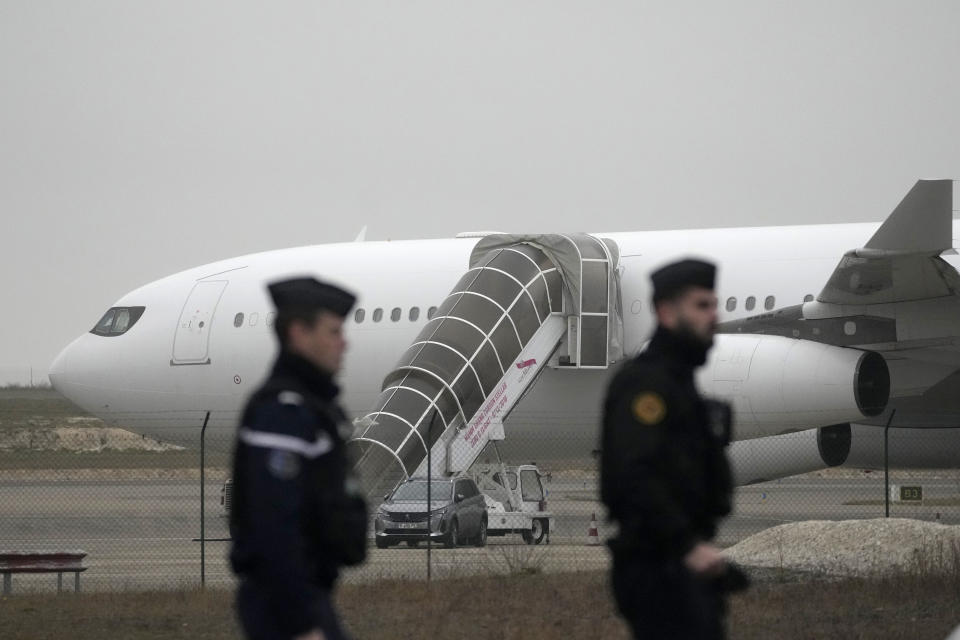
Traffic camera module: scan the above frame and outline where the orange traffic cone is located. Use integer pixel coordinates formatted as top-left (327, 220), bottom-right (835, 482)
top-left (587, 512), bottom-right (600, 546)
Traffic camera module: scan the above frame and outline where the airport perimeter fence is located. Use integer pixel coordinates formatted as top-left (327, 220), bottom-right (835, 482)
top-left (2, 387), bottom-right (960, 593)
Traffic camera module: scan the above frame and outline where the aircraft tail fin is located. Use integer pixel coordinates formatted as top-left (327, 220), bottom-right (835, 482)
top-left (864, 179), bottom-right (953, 253)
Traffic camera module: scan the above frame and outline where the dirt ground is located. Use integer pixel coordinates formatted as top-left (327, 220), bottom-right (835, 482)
top-left (1, 570), bottom-right (958, 640)
top-left (0, 389), bottom-right (229, 470)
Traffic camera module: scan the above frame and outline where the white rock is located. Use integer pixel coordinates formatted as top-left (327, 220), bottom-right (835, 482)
top-left (723, 518), bottom-right (960, 577)
top-left (0, 426), bottom-right (183, 452)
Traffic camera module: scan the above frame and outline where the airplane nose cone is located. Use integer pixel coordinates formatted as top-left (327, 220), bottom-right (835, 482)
top-left (48, 339), bottom-right (77, 396)
top-left (48, 334), bottom-right (117, 415)
top-left (48, 336), bottom-right (98, 409)
top-left (48, 344), bottom-right (69, 391)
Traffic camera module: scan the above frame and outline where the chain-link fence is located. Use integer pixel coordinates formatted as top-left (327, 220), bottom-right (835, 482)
top-left (2, 387), bottom-right (959, 593)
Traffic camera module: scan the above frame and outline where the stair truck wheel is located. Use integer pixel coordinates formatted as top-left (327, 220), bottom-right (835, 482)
top-left (522, 517), bottom-right (547, 545)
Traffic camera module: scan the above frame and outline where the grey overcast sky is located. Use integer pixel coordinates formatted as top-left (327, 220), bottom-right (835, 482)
top-left (2, 1), bottom-right (960, 383)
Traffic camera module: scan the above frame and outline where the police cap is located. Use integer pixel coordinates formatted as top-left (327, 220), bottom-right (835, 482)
top-left (267, 277), bottom-right (356, 318)
top-left (651, 259), bottom-right (716, 304)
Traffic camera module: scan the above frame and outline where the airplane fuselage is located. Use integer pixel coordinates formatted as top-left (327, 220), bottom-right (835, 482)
top-left (49, 221), bottom-right (960, 459)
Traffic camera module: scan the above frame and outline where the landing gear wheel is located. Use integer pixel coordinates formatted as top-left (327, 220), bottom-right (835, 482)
top-left (474, 518), bottom-right (487, 548)
top-left (522, 518), bottom-right (546, 545)
top-left (376, 537), bottom-right (390, 549)
top-left (445, 520), bottom-right (459, 549)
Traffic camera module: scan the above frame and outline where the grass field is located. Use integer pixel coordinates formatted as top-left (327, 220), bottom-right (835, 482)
top-left (1, 570), bottom-right (958, 640)
top-left (0, 449), bottom-right (230, 470)
top-left (0, 388), bottom-right (86, 429)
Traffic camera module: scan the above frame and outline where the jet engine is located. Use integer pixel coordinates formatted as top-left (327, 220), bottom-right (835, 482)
top-left (728, 423), bottom-right (960, 485)
top-left (728, 424), bottom-right (851, 485)
top-left (698, 334), bottom-right (890, 440)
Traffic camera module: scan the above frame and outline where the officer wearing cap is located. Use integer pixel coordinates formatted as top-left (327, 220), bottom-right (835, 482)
top-left (600, 259), bottom-right (741, 639)
top-left (230, 277), bottom-right (367, 640)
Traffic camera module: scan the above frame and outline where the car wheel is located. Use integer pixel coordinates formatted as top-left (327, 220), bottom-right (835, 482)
top-left (375, 537), bottom-right (390, 549)
top-left (523, 518), bottom-right (546, 545)
top-left (474, 518), bottom-right (487, 548)
top-left (445, 519), bottom-right (459, 549)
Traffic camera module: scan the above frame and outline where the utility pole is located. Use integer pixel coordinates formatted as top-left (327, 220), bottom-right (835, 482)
top-left (200, 411), bottom-right (210, 587)
top-left (884, 410), bottom-right (896, 518)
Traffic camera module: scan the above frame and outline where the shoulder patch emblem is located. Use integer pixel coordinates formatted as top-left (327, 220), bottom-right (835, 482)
top-left (632, 392), bottom-right (666, 425)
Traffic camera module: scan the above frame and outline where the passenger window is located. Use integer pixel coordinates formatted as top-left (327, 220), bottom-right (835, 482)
top-left (409, 307), bottom-right (420, 322)
top-left (266, 311), bottom-right (276, 327)
top-left (354, 308), bottom-right (365, 323)
top-left (391, 307), bottom-right (401, 322)
top-left (725, 297), bottom-right (737, 312)
top-left (765, 295), bottom-right (775, 310)
top-left (373, 308), bottom-right (383, 322)
top-left (249, 312), bottom-right (259, 326)
top-left (520, 470), bottom-right (544, 501)
top-left (427, 306), bottom-right (438, 319)
top-left (234, 313), bottom-right (245, 328)
top-left (745, 296), bottom-right (756, 311)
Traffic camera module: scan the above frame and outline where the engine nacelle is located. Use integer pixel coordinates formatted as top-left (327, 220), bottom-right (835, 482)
top-left (728, 423), bottom-right (960, 485)
top-left (698, 334), bottom-right (889, 440)
top-left (729, 424), bottom-right (851, 485)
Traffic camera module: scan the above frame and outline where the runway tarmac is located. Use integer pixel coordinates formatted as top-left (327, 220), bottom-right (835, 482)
top-left (1, 473), bottom-right (957, 592)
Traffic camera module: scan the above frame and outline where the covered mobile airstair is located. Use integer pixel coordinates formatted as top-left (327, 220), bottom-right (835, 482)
top-left (348, 234), bottom-right (624, 498)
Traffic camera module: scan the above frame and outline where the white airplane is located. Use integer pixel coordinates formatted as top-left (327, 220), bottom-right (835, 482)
top-left (49, 180), bottom-right (960, 491)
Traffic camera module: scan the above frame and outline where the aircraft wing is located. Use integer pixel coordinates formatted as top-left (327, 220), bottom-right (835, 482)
top-left (717, 179), bottom-right (959, 351)
top-left (817, 179), bottom-right (960, 305)
top-left (715, 179), bottom-right (960, 409)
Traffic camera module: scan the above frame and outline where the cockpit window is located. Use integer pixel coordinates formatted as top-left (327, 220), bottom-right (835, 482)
top-left (113, 308), bottom-right (132, 333)
top-left (93, 309), bottom-right (116, 334)
top-left (90, 307), bottom-right (145, 337)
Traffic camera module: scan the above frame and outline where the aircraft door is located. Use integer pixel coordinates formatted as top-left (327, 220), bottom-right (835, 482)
top-left (171, 280), bottom-right (228, 365)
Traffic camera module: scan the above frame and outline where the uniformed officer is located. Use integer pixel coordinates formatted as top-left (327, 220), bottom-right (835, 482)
top-left (230, 277), bottom-right (367, 640)
top-left (600, 258), bottom-right (741, 639)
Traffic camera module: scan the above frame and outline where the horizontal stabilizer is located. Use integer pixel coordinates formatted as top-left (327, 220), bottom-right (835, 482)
top-left (864, 179), bottom-right (952, 253)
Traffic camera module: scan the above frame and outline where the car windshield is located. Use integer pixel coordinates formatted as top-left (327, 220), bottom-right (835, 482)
top-left (391, 480), bottom-right (452, 502)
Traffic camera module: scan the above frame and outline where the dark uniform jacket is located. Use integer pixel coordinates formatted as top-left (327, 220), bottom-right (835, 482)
top-left (601, 325), bottom-right (733, 560)
top-left (230, 351), bottom-right (367, 636)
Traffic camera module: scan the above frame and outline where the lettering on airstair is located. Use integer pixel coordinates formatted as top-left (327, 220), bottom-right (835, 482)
top-left (465, 381), bottom-right (508, 448)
